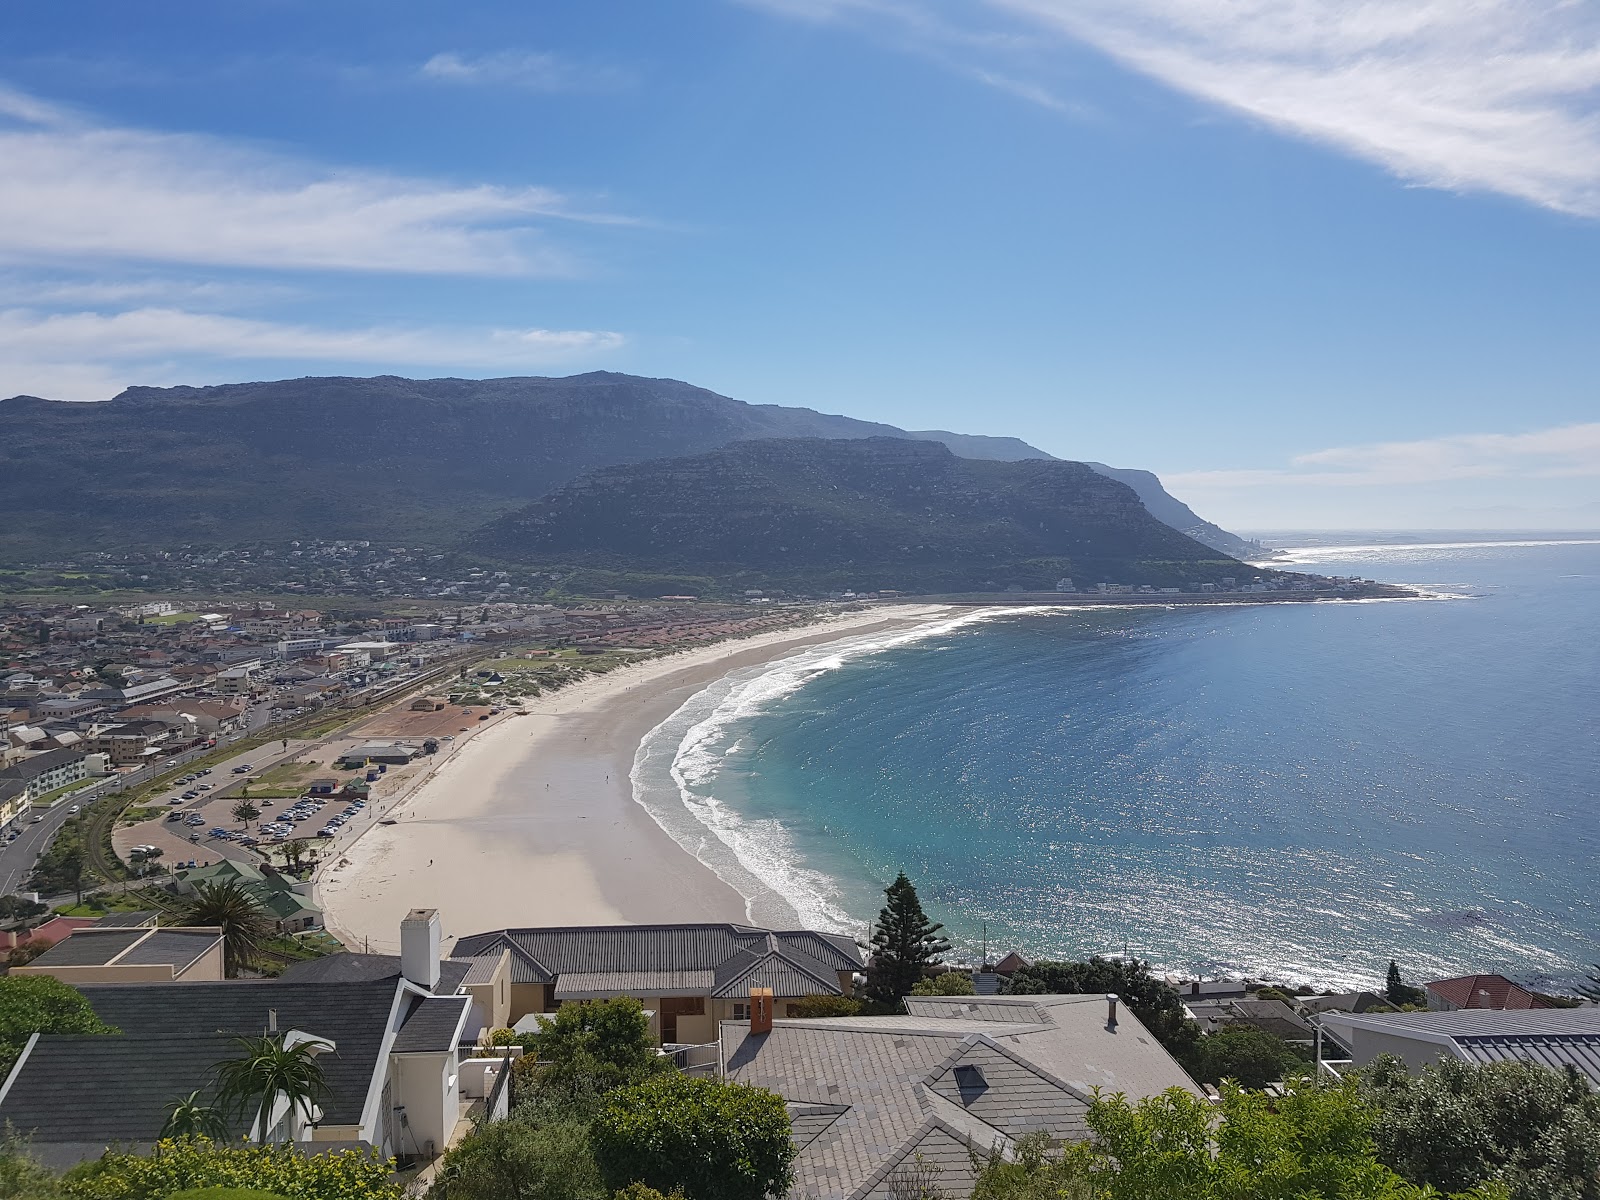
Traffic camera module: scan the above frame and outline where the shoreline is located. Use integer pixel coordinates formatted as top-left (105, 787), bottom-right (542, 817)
top-left (316, 604), bottom-right (953, 952)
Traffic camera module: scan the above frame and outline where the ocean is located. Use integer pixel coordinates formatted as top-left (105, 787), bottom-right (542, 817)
top-left (631, 536), bottom-right (1600, 992)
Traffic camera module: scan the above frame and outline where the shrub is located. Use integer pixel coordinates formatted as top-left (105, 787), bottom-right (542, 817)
top-left (591, 1074), bottom-right (794, 1200)
top-left (1187, 1027), bottom-right (1307, 1090)
top-left (785, 994), bottom-right (864, 1018)
top-left (426, 1118), bottom-right (605, 1200)
top-left (519, 997), bottom-right (669, 1105)
top-left (61, 1140), bottom-right (399, 1200)
top-left (911, 971), bottom-right (976, 996)
top-left (0, 976), bottom-right (117, 1076)
top-left (1362, 1054), bottom-right (1600, 1200)
top-left (611, 1187), bottom-right (684, 1200)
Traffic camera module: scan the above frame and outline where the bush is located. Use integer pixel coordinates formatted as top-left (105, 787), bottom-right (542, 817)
top-left (591, 1074), bottom-right (794, 1200)
top-left (1187, 1027), bottom-right (1308, 1090)
top-left (168, 1189), bottom-right (291, 1200)
top-left (0, 976), bottom-right (117, 1076)
top-left (426, 1118), bottom-right (605, 1200)
top-left (784, 994), bottom-right (863, 1018)
top-left (518, 997), bottom-right (669, 1104)
top-left (1362, 1055), bottom-right (1600, 1200)
top-left (0, 1139), bottom-right (63, 1200)
top-left (911, 971), bottom-right (976, 996)
top-left (61, 1140), bottom-right (399, 1200)
top-left (611, 1187), bottom-right (684, 1200)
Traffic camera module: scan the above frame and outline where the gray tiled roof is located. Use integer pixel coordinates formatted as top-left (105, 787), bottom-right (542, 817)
top-left (280, 952), bottom-right (471, 996)
top-left (1328, 1007), bottom-right (1600, 1037)
top-left (392, 996), bottom-right (471, 1054)
top-left (554, 970), bottom-right (716, 999)
top-left (456, 955), bottom-right (503, 986)
top-left (0, 1033), bottom-right (233, 1145)
top-left (28, 929), bottom-right (145, 966)
top-left (450, 923), bottom-right (861, 997)
top-left (723, 994), bottom-right (1198, 1200)
top-left (74, 978), bottom-right (400, 1125)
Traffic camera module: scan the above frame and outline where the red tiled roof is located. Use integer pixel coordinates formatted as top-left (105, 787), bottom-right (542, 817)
top-left (1425, 973), bottom-right (1549, 1010)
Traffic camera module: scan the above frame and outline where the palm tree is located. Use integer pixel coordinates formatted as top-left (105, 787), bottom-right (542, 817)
top-left (213, 1033), bottom-right (332, 1144)
top-left (282, 839), bottom-right (308, 872)
top-left (160, 1090), bottom-right (231, 1141)
top-left (180, 878), bottom-right (270, 977)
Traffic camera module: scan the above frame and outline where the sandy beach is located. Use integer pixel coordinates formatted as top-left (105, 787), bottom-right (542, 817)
top-left (318, 605), bottom-right (949, 952)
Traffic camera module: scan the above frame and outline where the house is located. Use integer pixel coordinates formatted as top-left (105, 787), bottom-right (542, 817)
top-left (11, 925), bottom-right (226, 983)
top-left (0, 746), bottom-right (88, 805)
top-left (1317, 1006), bottom-right (1600, 1088)
top-left (172, 860), bottom-right (323, 933)
top-left (1168, 977), bottom-right (1250, 1002)
top-left (308, 777), bottom-right (339, 795)
top-left (1424, 973), bottom-right (1552, 1011)
top-left (722, 993), bottom-right (1200, 1199)
top-left (1185, 997), bottom-right (1316, 1044)
top-left (1297, 991), bottom-right (1390, 1016)
top-left (82, 719), bottom-right (181, 765)
top-left (411, 696), bottom-right (448, 711)
top-left (0, 911), bottom-right (473, 1168)
top-left (447, 922), bottom-right (865, 1045)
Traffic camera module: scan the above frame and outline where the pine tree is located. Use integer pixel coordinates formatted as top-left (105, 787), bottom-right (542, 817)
top-left (865, 873), bottom-right (951, 1008)
top-left (1385, 960), bottom-right (1405, 1006)
top-left (1579, 964), bottom-right (1600, 1003)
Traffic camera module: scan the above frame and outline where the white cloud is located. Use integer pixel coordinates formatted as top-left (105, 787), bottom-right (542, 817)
top-left (420, 51), bottom-right (631, 92)
top-left (0, 307), bottom-right (626, 400)
top-left (1168, 423), bottom-right (1600, 489)
top-left (743, 0), bottom-right (1600, 215)
top-left (0, 81), bottom-right (627, 277)
top-left (999, 0), bottom-right (1600, 215)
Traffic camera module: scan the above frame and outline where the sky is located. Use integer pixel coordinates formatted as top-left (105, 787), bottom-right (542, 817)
top-left (1, 0), bottom-right (1597, 530)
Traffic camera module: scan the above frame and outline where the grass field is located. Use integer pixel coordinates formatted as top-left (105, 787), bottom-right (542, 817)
top-left (144, 611), bottom-right (202, 625)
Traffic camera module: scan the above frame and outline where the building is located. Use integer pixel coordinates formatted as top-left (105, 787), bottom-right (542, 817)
top-left (0, 746), bottom-right (88, 805)
top-left (1424, 973), bottom-right (1552, 1011)
top-left (447, 922), bottom-right (864, 1046)
top-left (0, 913), bottom-right (473, 1168)
top-left (1317, 1007), bottom-right (1600, 1088)
top-left (82, 719), bottom-right (181, 765)
top-left (411, 696), bottom-right (448, 711)
top-left (12, 925), bottom-right (226, 984)
top-left (172, 860), bottom-right (323, 933)
top-left (1184, 997), bottom-right (1316, 1044)
top-left (722, 993), bottom-right (1199, 1199)
top-left (335, 742), bottom-right (421, 767)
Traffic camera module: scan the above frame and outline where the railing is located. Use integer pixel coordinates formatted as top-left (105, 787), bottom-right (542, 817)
top-left (662, 1041), bottom-right (721, 1077)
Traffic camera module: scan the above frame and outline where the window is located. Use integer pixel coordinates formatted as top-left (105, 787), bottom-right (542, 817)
top-left (733, 1003), bottom-right (749, 1020)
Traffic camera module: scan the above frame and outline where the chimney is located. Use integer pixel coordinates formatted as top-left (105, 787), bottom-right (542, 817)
top-left (400, 908), bottom-right (441, 991)
top-left (1191, 980), bottom-right (1200, 996)
top-left (750, 987), bottom-right (773, 1035)
top-left (1106, 994), bottom-right (1119, 1029)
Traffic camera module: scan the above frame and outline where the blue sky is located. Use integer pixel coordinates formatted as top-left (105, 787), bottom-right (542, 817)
top-left (2, 0), bottom-right (1597, 529)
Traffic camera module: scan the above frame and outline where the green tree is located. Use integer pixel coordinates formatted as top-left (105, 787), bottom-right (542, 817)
top-left (1578, 964), bottom-right (1600, 1003)
top-left (864, 873), bottom-right (951, 1008)
top-left (521, 997), bottom-right (668, 1103)
top-left (281, 840), bottom-right (309, 872)
top-left (231, 802), bottom-right (260, 830)
top-left (0, 976), bottom-right (117, 1075)
top-left (180, 880), bottom-right (270, 977)
top-left (1385, 960), bottom-right (1426, 1007)
top-left (426, 1117), bottom-right (606, 1200)
top-left (60, 1138), bottom-right (399, 1200)
top-left (911, 971), bottom-right (976, 997)
top-left (1361, 1054), bottom-right (1600, 1200)
top-left (212, 1034), bottom-right (331, 1144)
top-left (160, 1092), bottom-right (232, 1142)
top-left (1005, 957), bottom-right (1200, 1066)
top-left (971, 1082), bottom-right (1506, 1200)
top-left (591, 1073), bottom-right (794, 1200)
top-left (1187, 1027), bottom-right (1306, 1090)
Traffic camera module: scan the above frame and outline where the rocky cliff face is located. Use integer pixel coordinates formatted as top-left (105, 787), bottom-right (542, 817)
top-left (476, 437), bottom-right (1244, 594)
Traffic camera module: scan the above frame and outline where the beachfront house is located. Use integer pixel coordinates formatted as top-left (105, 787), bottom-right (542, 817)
top-left (722, 992), bottom-right (1200, 1199)
top-left (448, 922), bottom-right (864, 1045)
top-left (1422, 972), bottom-right (1553, 1011)
top-left (0, 910), bottom-right (480, 1169)
top-left (170, 860), bottom-right (323, 933)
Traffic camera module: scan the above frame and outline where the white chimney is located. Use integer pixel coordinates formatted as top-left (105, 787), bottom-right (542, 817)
top-left (400, 908), bottom-right (441, 991)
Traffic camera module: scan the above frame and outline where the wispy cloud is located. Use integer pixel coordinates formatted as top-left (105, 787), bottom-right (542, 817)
top-left (420, 50), bottom-right (632, 92)
top-left (0, 81), bottom-right (629, 277)
top-left (1168, 423), bottom-right (1600, 490)
top-left (0, 307), bottom-right (627, 400)
top-left (743, 0), bottom-right (1600, 215)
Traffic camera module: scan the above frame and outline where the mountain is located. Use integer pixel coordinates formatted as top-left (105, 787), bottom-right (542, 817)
top-left (474, 437), bottom-right (1246, 595)
top-left (1084, 463), bottom-right (1263, 559)
top-left (0, 373), bottom-right (1053, 558)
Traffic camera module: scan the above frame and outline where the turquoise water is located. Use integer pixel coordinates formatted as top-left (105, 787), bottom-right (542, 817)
top-left (632, 538), bottom-right (1600, 991)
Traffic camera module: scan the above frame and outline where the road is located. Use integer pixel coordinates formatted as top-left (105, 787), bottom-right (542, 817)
top-left (1, 652), bottom-right (474, 897)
